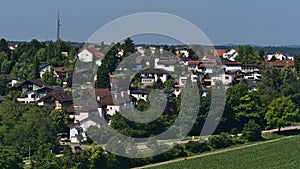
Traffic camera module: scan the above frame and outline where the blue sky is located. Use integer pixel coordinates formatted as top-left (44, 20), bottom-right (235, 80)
top-left (1, 0), bottom-right (300, 45)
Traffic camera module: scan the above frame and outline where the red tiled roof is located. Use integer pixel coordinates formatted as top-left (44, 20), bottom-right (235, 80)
top-left (225, 62), bottom-right (243, 65)
top-left (87, 48), bottom-right (104, 58)
top-left (188, 61), bottom-right (200, 65)
top-left (213, 49), bottom-right (226, 57)
top-left (260, 60), bottom-right (294, 67)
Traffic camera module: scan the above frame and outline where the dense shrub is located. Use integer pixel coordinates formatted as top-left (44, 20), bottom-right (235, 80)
top-left (208, 133), bottom-right (234, 149)
top-left (185, 141), bottom-right (210, 153)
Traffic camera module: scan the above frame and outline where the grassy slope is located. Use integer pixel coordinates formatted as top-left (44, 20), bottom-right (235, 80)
top-left (150, 136), bottom-right (300, 169)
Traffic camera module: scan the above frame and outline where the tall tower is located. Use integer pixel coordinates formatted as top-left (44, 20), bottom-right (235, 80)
top-left (56, 11), bottom-right (61, 48)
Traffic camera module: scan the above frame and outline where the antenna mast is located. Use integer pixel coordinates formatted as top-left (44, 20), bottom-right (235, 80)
top-left (56, 11), bottom-right (61, 48)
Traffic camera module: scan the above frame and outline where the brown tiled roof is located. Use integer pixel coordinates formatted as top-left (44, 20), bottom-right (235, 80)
top-left (38, 90), bottom-right (73, 103)
top-left (53, 67), bottom-right (73, 73)
top-left (67, 104), bottom-right (75, 113)
top-left (13, 79), bottom-right (49, 90)
top-left (94, 88), bottom-right (111, 97)
top-left (28, 79), bottom-right (49, 87)
top-left (242, 64), bottom-right (258, 67)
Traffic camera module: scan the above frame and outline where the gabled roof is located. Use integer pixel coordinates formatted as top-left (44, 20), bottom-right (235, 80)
top-left (13, 79), bottom-right (49, 90)
top-left (213, 49), bottom-right (226, 57)
top-left (38, 90), bottom-right (73, 103)
top-left (35, 86), bottom-right (63, 92)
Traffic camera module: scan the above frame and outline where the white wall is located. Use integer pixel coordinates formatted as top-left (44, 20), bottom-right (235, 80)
top-left (106, 105), bottom-right (120, 116)
top-left (154, 58), bottom-right (175, 72)
top-left (70, 120), bottom-right (99, 143)
top-left (78, 49), bottom-right (93, 62)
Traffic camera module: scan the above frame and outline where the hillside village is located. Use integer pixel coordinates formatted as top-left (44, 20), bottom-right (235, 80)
top-left (0, 38), bottom-right (299, 168)
top-left (1, 39), bottom-right (296, 143)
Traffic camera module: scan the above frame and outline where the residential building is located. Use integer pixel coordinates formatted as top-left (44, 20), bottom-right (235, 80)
top-left (12, 79), bottom-right (49, 93)
top-left (223, 49), bottom-right (238, 61)
top-left (130, 89), bottom-right (148, 101)
top-left (141, 68), bottom-right (170, 86)
top-left (39, 64), bottom-right (52, 78)
top-left (37, 90), bottom-right (73, 109)
top-left (154, 57), bottom-right (178, 72)
top-left (53, 67), bottom-right (73, 81)
top-left (259, 60), bottom-right (295, 70)
top-left (17, 86), bottom-right (62, 104)
top-left (224, 61), bottom-right (242, 72)
top-left (78, 48), bottom-right (104, 64)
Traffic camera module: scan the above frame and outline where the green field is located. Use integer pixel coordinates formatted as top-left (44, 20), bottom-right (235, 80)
top-left (149, 136), bottom-right (300, 169)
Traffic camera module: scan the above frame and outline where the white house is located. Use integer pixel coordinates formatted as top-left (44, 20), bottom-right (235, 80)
top-left (154, 57), bottom-right (178, 72)
top-left (78, 48), bottom-right (104, 66)
top-left (267, 53), bottom-right (294, 61)
top-left (223, 49), bottom-right (238, 61)
top-left (141, 68), bottom-right (170, 85)
top-left (176, 50), bottom-right (189, 57)
top-left (70, 117), bottom-right (100, 143)
top-left (130, 89), bottom-right (148, 101)
top-left (39, 64), bottom-right (52, 78)
top-left (224, 61), bottom-right (242, 72)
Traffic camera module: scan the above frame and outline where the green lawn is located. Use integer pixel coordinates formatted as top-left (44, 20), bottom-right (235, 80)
top-left (150, 136), bottom-right (300, 169)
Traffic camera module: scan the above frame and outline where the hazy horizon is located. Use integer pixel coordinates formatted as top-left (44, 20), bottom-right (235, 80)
top-left (1, 0), bottom-right (300, 46)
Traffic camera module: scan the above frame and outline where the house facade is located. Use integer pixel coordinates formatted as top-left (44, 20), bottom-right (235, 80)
top-left (141, 68), bottom-right (170, 86)
top-left (37, 90), bottom-right (73, 109)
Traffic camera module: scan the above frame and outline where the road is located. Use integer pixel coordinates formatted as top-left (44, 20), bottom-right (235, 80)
top-left (60, 125), bottom-right (300, 152)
